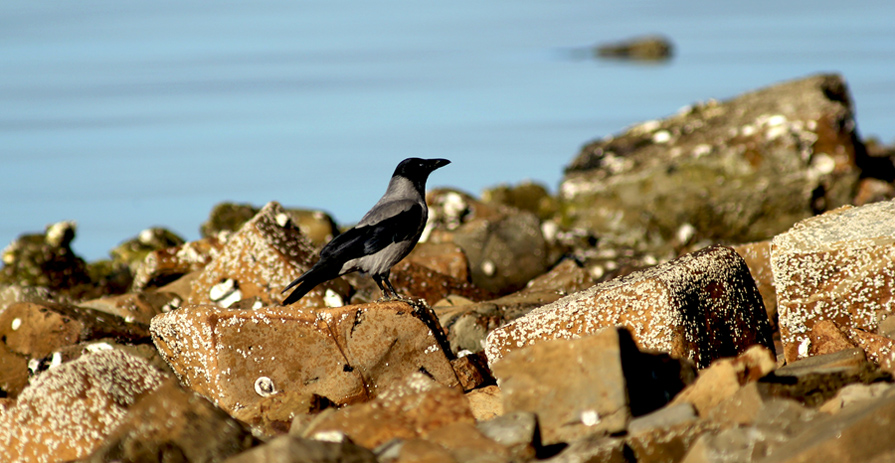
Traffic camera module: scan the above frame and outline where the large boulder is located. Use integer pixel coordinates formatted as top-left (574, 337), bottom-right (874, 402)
top-left (561, 74), bottom-right (863, 258)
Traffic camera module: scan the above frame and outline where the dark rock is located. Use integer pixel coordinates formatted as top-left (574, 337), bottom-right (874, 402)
top-left (758, 353), bottom-right (888, 408)
top-left (562, 74), bottom-right (863, 259)
top-left (0, 221), bottom-right (93, 299)
top-left (486, 245), bottom-right (775, 369)
top-left (85, 378), bottom-right (256, 462)
top-left (426, 189), bottom-right (552, 295)
top-left (109, 227), bottom-right (185, 270)
top-left (434, 259), bottom-right (594, 355)
top-left (201, 201), bottom-right (340, 248)
top-left (131, 236), bottom-right (224, 291)
top-left (150, 302), bottom-right (461, 431)
top-left (771, 199), bottom-right (895, 363)
top-left (0, 349), bottom-right (168, 462)
top-left (595, 35), bottom-right (674, 61)
top-left (481, 180), bottom-right (559, 221)
top-left (200, 202), bottom-right (260, 239)
top-left (756, 388), bottom-right (895, 462)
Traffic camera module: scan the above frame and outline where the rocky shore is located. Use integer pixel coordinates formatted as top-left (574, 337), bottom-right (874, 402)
top-left (2, 73), bottom-right (895, 462)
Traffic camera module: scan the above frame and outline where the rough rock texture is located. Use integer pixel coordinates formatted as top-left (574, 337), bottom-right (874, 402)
top-left (110, 227), bottom-right (185, 271)
top-left (79, 290), bottom-right (180, 325)
top-left (434, 259), bottom-right (595, 355)
top-left (485, 245), bottom-right (775, 369)
top-left (131, 236), bottom-right (224, 291)
top-left (425, 189), bottom-right (552, 295)
top-left (84, 378), bottom-right (256, 462)
top-left (0, 349), bottom-right (167, 462)
top-left (491, 328), bottom-right (631, 445)
top-left (771, 199), bottom-right (895, 362)
top-left (0, 221), bottom-right (94, 299)
top-left (303, 373), bottom-right (474, 449)
top-left (150, 302), bottom-right (460, 426)
top-left (189, 201), bottom-right (346, 308)
top-left (562, 74), bottom-right (863, 258)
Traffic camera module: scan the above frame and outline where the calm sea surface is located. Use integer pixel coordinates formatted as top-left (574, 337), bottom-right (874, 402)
top-left (2, 0), bottom-right (894, 260)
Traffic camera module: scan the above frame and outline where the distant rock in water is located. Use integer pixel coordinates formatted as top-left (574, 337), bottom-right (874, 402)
top-left (595, 35), bottom-right (674, 61)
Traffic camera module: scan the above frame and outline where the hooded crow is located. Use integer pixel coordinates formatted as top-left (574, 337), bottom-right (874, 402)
top-left (282, 157), bottom-right (451, 305)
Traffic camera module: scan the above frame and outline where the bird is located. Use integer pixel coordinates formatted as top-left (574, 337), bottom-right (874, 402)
top-left (282, 157), bottom-right (451, 305)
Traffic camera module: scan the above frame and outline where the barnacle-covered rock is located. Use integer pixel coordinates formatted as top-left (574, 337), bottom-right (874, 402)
top-left (485, 245), bottom-right (775, 369)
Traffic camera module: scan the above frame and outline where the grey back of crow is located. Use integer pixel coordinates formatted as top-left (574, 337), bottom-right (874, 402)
top-left (282, 157), bottom-right (450, 305)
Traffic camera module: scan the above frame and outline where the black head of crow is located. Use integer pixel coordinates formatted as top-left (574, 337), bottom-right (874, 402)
top-left (282, 157), bottom-right (450, 305)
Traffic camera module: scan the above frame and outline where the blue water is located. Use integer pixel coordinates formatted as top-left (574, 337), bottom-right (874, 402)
top-left (2, 0), bottom-right (894, 261)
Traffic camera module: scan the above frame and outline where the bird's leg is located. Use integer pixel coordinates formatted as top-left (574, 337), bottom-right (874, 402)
top-left (383, 276), bottom-right (407, 302)
top-left (372, 274), bottom-right (394, 302)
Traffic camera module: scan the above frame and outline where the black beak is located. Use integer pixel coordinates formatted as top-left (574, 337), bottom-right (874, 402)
top-left (428, 158), bottom-right (451, 171)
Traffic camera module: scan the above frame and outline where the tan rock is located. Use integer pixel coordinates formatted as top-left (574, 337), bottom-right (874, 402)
top-left (626, 420), bottom-right (717, 463)
top-left (771, 199), bottom-right (895, 363)
top-left (150, 302), bottom-right (460, 426)
top-left (466, 385), bottom-right (503, 421)
top-left (807, 319), bottom-right (856, 356)
top-left (491, 328), bottom-right (630, 445)
top-left (671, 345), bottom-right (776, 416)
top-left (305, 373), bottom-right (475, 449)
top-left (0, 301), bottom-right (150, 398)
top-left (733, 240), bottom-right (777, 328)
top-left (0, 349), bottom-right (167, 463)
top-left (188, 201), bottom-right (346, 308)
top-left (224, 434), bottom-right (377, 463)
top-left (423, 421), bottom-right (510, 463)
top-left (485, 245), bottom-right (775, 369)
top-left (396, 438), bottom-right (459, 463)
top-left (407, 241), bottom-right (471, 282)
top-left (388, 260), bottom-right (492, 305)
top-left (78, 290), bottom-right (180, 325)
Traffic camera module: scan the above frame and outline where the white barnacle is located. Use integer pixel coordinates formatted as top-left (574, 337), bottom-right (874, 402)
top-left (11, 318), bottom-right (21, 331)
top-left (275, 212), bottom-right (290, 228)
top-left (209, 279), bottom-right (241, 308)
top-left (254, 376), bottom-right (276, 397)
top-left (324, 289), bottom-right (344, 307)
top-left (482, 260), bottom-right (496, 277)
top-left (581, 409), bottom-right (600, 426)
top-left (652, 130), bottom-right (672, 144)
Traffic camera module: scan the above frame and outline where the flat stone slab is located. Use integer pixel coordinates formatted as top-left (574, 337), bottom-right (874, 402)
top-left (150, 302), bottom-right (460, 424)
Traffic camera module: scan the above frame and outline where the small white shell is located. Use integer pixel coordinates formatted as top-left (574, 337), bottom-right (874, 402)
top-left (254, 376), bottom-right (276, 397)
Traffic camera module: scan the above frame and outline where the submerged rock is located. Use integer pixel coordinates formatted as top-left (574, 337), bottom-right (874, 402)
top-left (595, 35), bottom-right (674, 61)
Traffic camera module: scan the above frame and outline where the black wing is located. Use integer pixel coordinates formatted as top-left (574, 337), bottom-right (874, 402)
top-left (320, 202), bottom-right (424, 262)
